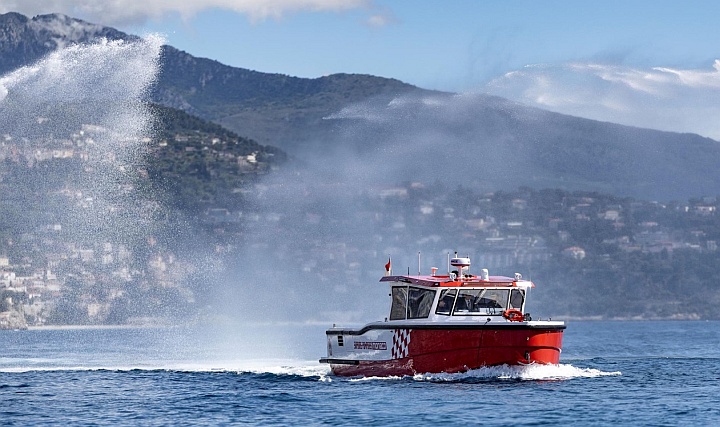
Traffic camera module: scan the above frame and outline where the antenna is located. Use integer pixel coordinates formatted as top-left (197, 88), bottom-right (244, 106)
top-left (418, 251), bottom-right (421, 275)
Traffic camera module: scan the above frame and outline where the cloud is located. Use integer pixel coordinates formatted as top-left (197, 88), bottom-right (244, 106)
top-left (365, 13), bottom-right (390, 27)
top-left (0, 0), bottom-right (371, 26)
top-left (485, 60), bottom-right (720, 140)
top-left (363, 5), bottom-right (397, 28)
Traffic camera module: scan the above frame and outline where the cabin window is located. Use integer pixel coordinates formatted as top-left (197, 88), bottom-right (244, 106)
top-left (435, 289), bottom-right (457, 315)
top-left (452, 289), bottom-right (511, 315)
top-left (390, 286), bottom-right (408, 320)
top-left (480, 289), bottom-right (510, 313)
top-left (390, 286), bottom-right (436, 320)
top-left (453, 289), bottom-right (483, 314)
top-left (407, 288), bottom-right (436, 319)
top-left (510, 289), bottom-right (525, 310)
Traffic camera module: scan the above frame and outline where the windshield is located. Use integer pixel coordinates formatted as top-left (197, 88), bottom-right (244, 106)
top-left (452, 288), bottom-right (510, 315)
top-left (436, 289), bottom-right (457, 315)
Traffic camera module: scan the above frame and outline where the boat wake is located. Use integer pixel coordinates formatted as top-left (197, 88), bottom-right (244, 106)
top-left (412, 363), bottom-right (621, 382)
top-left (345, 363), bottom-right (621, 382)
top-left (0, 361), bottom-right (619, 383)
top-left (0, 359), bottom-right (331, 378)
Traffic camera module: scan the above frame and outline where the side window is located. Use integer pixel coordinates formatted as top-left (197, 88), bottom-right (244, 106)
top-left (435, 289), bottom-right (457, 315)
top-left (510, 289), bottom-right (525, 310)
top-left (390, 286), bottom-right (407, 320)
top-left (408, 288), bottom-right (436, 319)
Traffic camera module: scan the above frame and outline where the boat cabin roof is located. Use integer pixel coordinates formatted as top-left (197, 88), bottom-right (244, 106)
top-left (380, 274), bottom-right (535, 288)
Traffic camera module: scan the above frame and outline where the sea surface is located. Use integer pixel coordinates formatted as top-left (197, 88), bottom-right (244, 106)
top-left (1, 320), bottom-right (719, 426)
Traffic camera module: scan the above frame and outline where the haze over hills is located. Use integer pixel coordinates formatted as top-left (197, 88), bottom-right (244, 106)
top-left (2, 12), bottom-right (720, 201)
top-left (321, 92), bottom-right (720, 200)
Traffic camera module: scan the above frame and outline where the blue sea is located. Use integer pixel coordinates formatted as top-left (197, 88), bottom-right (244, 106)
top-left (1, 321), bottom-right (719, 426)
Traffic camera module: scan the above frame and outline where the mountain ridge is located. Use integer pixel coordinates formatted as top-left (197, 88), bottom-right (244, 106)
top-left (1, 12), bottom-right (720, 201)
top-left (0, 12), bottom-right (136, 75)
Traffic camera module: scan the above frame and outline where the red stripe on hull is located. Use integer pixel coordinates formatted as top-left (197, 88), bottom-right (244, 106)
top-left (330, 327), bottom-right (563, 377)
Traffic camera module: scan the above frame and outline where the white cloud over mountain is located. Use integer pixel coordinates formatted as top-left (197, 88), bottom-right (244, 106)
top-left (485, 60), bottom-right (720, 140)
top-left (0, 0), bottom-right (370, 25)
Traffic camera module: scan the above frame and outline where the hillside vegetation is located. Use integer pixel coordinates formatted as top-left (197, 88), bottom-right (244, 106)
top-left (147, 104), bottom-right (286, 212)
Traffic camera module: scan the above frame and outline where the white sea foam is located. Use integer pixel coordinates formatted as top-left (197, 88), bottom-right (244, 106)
top-left (413, 363), bottom-right (622, 381)
top-left (0, 359), bottom-right (332, 378)
top-left (0, 360), bottom-right (619, 384)
top-left (161, 359), bottom-right (331, 378)
top-left (343, 363), bottom-right (621, 382)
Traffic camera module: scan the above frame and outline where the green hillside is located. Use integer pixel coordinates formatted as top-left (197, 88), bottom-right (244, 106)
top-left (146, 104), bottom-right (287, 213)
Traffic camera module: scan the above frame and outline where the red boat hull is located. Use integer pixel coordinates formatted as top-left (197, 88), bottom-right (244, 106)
top-left (326, 326), bottom-right (564, 377)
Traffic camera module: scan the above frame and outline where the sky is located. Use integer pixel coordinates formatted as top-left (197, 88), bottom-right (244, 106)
top-left (2, 0), bottom-right (720, 139)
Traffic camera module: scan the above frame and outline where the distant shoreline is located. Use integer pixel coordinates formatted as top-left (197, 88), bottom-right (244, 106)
top-left (20, 316), bottom-right (715, 330)
top-left (27, 324), bottom-right (165, 331)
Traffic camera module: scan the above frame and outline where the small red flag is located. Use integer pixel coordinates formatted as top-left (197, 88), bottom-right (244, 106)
top-left (385, 257), bottom-right (391, 273)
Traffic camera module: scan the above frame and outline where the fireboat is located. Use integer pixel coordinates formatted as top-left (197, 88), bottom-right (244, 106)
top-left (320, 254), bottom-right (565, 377)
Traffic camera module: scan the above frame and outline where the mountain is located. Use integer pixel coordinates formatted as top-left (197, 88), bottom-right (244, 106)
top-left (318, 92), bottom-right (720, 200)
top-left (147, 103), bottom-right (287, 213)
top-left (153, 46), bottom-right (428, 149)
top-left (2, 12), bottom-right (720, 201)
top-left (0, 12), bottom-right (136, 75)
top-left (0, 12), bottom-right (430, 149)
